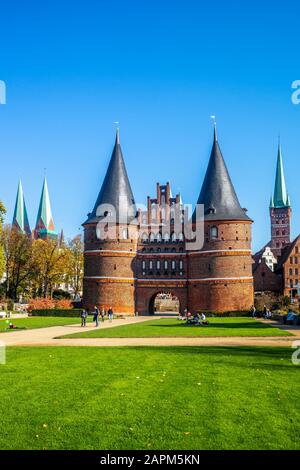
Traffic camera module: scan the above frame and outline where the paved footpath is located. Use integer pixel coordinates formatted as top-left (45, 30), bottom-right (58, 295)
top-left (1, 317), bottom-right (300, 348)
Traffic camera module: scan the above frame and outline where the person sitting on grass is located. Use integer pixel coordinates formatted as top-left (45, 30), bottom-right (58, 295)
top-left (201, 313), bottom-right (209, 325)
top-left (193, 313), bottom-right (200, 325)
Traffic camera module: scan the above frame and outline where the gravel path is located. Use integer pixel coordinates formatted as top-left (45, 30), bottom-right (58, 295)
top-left (1, 317), bottom-right (299, 348)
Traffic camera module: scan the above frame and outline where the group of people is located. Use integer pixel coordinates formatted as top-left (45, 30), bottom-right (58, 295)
top-left (250, 305), bottom-right (272, 319)
top-left (178, 309), bottom-right (209, 326)
top-left (80, 306), bottom-right (114, 327)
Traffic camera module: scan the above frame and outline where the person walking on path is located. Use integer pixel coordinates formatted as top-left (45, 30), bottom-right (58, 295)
top-left (93, 305), bottom-right (100, 327)
top-left (100, 307), bottom-right (105, 322)
top-left (81, 309), bottom-right (88, 327)
top-left (108, 307), bottom-right (113, 322)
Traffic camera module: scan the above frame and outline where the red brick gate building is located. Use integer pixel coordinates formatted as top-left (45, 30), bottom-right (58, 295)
top-left (83, 128), bottom-right (254, 314)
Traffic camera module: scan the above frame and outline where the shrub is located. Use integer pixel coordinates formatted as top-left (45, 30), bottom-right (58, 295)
top-left (28, 298), bottom-right (73, 312)
top-left (55, 299), bottom-right (72, 310)
top-left (196, 311), bottom-right (251, 317)
top-left (28, 298), bottom-right (55, 312)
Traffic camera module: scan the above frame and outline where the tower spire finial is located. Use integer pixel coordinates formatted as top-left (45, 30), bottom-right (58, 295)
top-left (114, 121), bottom-right (120, 144)
top-left (210, 115), bottom-right (217, 142)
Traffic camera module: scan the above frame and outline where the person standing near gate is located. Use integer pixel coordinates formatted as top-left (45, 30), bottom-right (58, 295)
top-left (108, 306), bottom-right (113, 322)
top-left (81, 308), bottom-right (88, 327)
top-left (93, 305), bottom-right (100, 327)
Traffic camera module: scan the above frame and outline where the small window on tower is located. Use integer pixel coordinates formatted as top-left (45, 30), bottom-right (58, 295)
top-left (211, 226), bottom-right (218, 239)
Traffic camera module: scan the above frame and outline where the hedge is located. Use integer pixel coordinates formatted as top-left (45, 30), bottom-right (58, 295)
top-left (197, 311), bottom-right (251, 317)
top-left (30, 309), bottom-right (83, 317)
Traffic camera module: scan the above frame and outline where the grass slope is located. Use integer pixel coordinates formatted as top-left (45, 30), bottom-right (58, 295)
top-left (61, 317), bottom-right (291, 339)
top-left (0, 346), bottom-right (299, 450)
top-left (0, 316), bottom-right (88, 333)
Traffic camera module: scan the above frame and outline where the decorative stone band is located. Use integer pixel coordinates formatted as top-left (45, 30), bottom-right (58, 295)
top-left (84, 249), bottom-right (251, 257)
top-left (84, 276), bottom-right (253, 284)
top-left (84, 250), bottom-right (136, 258)
top-left (188, 249), bottom-right (251, 257)
top-left (188, 277), bottom-right (253, 285)
top-left (84, 276), bottom-right (135, 284)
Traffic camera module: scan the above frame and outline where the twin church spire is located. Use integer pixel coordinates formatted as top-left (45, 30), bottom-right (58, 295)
top-left (12, 177), bottom-right (57, 240)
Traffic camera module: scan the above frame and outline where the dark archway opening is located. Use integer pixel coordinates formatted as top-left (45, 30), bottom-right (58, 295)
top-left (149, 292), bottom-right (180, 315)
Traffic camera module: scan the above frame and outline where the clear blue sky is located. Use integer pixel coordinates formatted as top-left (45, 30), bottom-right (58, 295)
top-left (0, 0), bottom-right (299, 252)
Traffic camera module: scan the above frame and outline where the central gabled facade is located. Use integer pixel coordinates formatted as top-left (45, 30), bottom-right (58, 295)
top-left (82, 129), bottom-right (254, 314)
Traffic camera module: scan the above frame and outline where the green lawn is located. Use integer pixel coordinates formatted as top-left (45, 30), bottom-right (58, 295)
top-left (0, 316), bottom-right (90, 332)
top-left (61, 317), bottom-right (291, 339)
top-left (0, 346), bottom-right (299, 450)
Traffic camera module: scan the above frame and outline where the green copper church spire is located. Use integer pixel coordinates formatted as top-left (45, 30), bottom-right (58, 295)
top-left (270, 142), bottom-right (291, 209)
top-left (34, 177), bottom-right (57, 240)
top-left (12, 181), bottom-right (31, 236)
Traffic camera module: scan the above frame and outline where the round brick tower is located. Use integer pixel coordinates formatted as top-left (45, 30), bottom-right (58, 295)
top-left (187, 127), bottom-right (253, 313)
top-left (82, 130), bottom-right (138, 315)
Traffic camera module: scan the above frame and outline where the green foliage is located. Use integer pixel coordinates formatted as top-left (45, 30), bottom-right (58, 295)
top-left (0, 346), bottom-right (299, 450)
top-left (6, 299), bottom-right (14, 311)
top-left (52, 289), bottom-right (71, 300)
top-left (282, 296), bottom-right (291, 308)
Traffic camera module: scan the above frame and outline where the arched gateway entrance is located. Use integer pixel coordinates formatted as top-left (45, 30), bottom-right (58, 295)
top-left (149, 292), bottom-right (180, 315)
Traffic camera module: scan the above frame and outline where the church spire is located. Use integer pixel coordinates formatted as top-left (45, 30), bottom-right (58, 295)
top-left (271, 142), bottom-right (290, 208)
top-left (35, 178), bottom-right (57, 240)
top-left (85, 131), bottom-right (137, 224)
top-left (12, 181), bottom-right (31, 236)
top-left (193, 128), bottom-right (250, 221)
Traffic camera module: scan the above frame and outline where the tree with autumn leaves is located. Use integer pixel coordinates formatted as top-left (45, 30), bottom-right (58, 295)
top-left (0, 201), bottom-right (7, 280)
top-left (0, 226), bottom-right (84, 301)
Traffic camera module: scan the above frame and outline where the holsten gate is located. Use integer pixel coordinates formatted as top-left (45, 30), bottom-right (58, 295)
top-left (82, 128), bottom-right (254, 315)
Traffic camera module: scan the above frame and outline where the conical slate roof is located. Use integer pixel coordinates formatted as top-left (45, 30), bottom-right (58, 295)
top-left (12, 181), bottom-right (31, 236)
top-left (270, 143), bottom-right (290, 209)
top-left (85, 130), bottom-right (137, 224)
top-left (193, 128), bottom-right (250, 222)
top-left (35, 178), bottom-right (57, 236)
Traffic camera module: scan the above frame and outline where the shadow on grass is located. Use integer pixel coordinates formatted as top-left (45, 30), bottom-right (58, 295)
top-left (149, 322), bottom-right (273, 330)
top-left (125, 345), bottom-right (294, 359)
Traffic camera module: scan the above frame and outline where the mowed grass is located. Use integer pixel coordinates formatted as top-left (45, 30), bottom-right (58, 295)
top-left (61, 317), bottom-right (291, 339)
top-left (0, 316), bottom-right (89, 333)
top-left (0, 346), bottom-right (299, 450)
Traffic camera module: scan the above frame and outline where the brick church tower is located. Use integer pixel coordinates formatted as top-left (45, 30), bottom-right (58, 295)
top-left (188, 128), bottom-right (254, 312)
top-left (269, 142), bottom-right (291, 258)
top-left (82, 130), bottom-right (138, 313)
